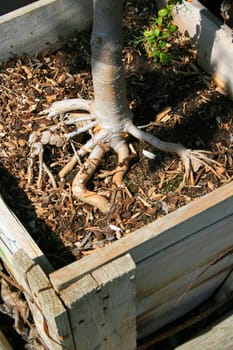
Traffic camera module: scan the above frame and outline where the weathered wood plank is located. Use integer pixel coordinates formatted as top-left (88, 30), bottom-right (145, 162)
top-left (137, 268), bottom-right (231, 338)
top-left (50, 180), bottom-right (233, 291)
top-left (0, 329), bottom-right (13, 350)
top-left (134, 208), bottom-right (233, 337)
top-left (59, 254), bottom-right (136, 350)
top-left (214, 268), bottom-right (233, 302)
top-left (0, 0), bottom-right (92, 62)
top-left (13, 249), bottom-right (75, 350)
top-left (0, 196), bottom-right (52, 274)
top-left (50, 181), bottom-right (233, 340)
top-left (176, 311), bottom-right (233, 350)
top-left (157, 0), bottom-right (233, 97)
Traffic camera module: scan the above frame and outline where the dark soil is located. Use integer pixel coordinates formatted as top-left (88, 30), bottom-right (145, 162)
top-left (1, 1), bottom-right (233, 349)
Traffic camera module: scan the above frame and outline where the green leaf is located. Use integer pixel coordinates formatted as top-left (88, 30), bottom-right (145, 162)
top-left (158, 8), bottom-right (169, 17)
top-left (144, 29), bottom-right (152, 37)
top-left (159, 40), bottom-right (167, 49)
top-left (168, 24), bottom-right (177, 33)
top-left (167, 14), bottom-right (173, 21)
top-left (159, 52), bottom-right (170, 65)
top-left (153, 27), bottom-right (161, 37)
top-left (161, 31), bottom-right (169, 39)
top-left (156, 16), bottom-right (163, 25)
top-left (167, 4), bottom-right (174, 11)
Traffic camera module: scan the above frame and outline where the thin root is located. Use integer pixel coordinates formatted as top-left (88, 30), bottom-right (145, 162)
top-left (43, 162), bottom-right (57, 189)
top-left (29, 104), bottom-right (226, 213)
top-left (179, 148), bottom-right (226, 189)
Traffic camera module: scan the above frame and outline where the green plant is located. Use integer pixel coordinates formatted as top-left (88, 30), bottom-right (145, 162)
top-left (142, 0), bottom-right (183, 65)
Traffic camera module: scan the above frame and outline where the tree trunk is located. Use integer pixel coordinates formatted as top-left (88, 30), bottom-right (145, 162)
top-left (91, 0), bottom-right (132, 132)
top-left (37, 0), bottom-right (224, 212)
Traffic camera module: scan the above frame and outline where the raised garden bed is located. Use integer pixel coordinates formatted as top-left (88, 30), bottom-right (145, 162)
top-left (1, 0), bottom-right (233, 349)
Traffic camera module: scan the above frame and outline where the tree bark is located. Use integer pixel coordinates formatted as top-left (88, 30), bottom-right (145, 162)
top-left (91, 0), bottom-right (132, 132)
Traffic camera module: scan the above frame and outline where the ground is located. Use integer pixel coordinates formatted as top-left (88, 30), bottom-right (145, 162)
top-left (1, 0), bottom-right (233, 348)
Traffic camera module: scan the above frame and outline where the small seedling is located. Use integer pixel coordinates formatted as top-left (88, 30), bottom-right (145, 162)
top-left (140, 0), bottom-right (184, 65)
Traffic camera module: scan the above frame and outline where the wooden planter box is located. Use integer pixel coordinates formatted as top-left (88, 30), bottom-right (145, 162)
top-left (1, 1), bottom-right (233, 349)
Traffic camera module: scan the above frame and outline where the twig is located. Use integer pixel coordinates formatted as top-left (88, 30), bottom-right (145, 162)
top-left (42, 162), bottom-right (57, 189)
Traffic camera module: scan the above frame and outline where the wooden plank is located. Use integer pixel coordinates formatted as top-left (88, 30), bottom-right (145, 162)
top-left (13, 249), bottom-right (75, 350)
top-left (136, 213), bottom-right (233, 308)
top-left (59, 254), bottom-right (136, 350)
top-left (50, 180), bottom-right (233, 291)
top-left (50, 182), bottom-right (233, 340)
top-left (0, 0), bottom-right (92, 62)
top-left (214, 268), bottom-right (233, 302)
top-left (134, 209), bottom-right (233, 337)
top-left (137, 267), bottom-right (231, 338)
top-left (176, 311), bottom-right (233, 350)
top-left (0, 329), bottom-right (13, 350)
top-left (0, 196), bottom-right (52, 274)
top-left (167, 0), bottom-right (233, 97)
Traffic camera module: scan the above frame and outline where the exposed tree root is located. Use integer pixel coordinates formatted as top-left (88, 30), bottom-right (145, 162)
top-left (40, 98), bottom-right (93, 117)
top-left (72, 144), bottom-right (112, 213)
top-left (28, 97), bottom-right (225, 213)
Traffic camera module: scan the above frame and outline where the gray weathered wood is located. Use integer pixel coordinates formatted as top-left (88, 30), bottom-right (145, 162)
top-left (13, 249), bottom-right (75, 350)
top-left (0, 0), bottom-right (92, 62)
top-left (176, 311), bottom-right (233, 350)
top-left (50, 181), bottom-right (233, 339)
top-left (136, 212), bottom-right (233, 337)
top-left (158, 0), bottom-right (233, 97)
top-left (50, 181), bottom-right (233, 290)
top-left (0, 196), bottom-right (52, 274)
top-left (59, 253), bottom-right (136, 350)
top-left (1, 0), bottom-right (233, 347)
top-left (214, 269), bottom-right (233, 302)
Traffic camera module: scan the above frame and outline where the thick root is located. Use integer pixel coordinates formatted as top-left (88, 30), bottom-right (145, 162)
top-left (72, 144), bottom-right (112, 213)
top-left (71, 138), bottom-right (131, 213)
top-left (40, 98), bottom-right (92, 117)
top-left (75, 189), bottom-right (112, 214)
top-left (111, 139), bottom-right (129, 186)
top-left (31, 103), bottom-right (226, 213)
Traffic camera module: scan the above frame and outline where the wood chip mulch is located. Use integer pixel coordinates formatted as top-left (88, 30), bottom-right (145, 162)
top-left (1, 2), bottom-right (233, 349)
top-left (0, 2), bottom-right (233, 270)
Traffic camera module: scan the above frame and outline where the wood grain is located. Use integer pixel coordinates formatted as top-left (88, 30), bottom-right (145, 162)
top-left (60, 254), bottom-right (136, 350)
top-left (50, 181), bottom-right (233, 290)
top-left (0, 196), bottom-right (52, 274)
top-left (0, 0), bottom-right (92, 62)
top-left (50, 181), bottom-right (233, 339)
top-left (176, 311), bottom-right (233, 350)
top-left (13, 249), bottom-right (75, 350)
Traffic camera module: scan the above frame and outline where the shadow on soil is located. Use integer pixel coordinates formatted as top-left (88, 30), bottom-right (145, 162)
top-left (0, 165), bottom-right (75, 269)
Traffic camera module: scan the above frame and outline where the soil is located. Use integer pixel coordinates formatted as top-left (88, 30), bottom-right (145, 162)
top-left (1, 1), bottom-right (233, 349)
